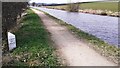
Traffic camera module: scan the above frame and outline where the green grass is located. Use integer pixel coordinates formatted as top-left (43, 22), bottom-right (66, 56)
top-left (46, 1), bottom-right (119, 12)
top-left (80, 2), bottom-right (119, 12)
top-left (3, 9), bottom-right (61, 66)
top-left (42, 11), bottom-right (120, 64)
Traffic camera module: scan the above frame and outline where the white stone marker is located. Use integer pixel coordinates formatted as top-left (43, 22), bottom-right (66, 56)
top-left (8, 32), bottom-right (16, 51)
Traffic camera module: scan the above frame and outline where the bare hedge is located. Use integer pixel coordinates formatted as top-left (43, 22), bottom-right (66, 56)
top-left (2, 2), bottom-right (28, 52)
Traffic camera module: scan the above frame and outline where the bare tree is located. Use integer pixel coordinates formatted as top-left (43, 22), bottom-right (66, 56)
top-left (67, 0), bottom-right (79, 12)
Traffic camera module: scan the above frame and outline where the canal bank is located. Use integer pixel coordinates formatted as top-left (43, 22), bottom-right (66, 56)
top-left (32, 8), bottom-right (118, 66)
top-left (45, 1), bottom-right (119, 17)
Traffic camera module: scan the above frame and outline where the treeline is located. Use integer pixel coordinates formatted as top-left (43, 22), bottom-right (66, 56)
top-left (31, 2), bottom-right (79, 12)
top-left (2, 2), bottom-right (28, 52)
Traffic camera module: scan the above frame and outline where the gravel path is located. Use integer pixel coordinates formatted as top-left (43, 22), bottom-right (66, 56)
top-left (32, 8), bottom-right (117, 66)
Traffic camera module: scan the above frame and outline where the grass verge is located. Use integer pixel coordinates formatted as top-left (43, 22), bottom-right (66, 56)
top-left (40, 10), bottom-right (120, 64)
top-left (3, 9), bottom-right (62, 66)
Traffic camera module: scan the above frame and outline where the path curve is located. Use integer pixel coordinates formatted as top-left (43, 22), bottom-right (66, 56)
top-left (32, 8), bottom-right (117, 66)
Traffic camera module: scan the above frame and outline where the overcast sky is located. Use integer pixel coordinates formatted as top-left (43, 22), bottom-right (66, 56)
top-left (29, 0), bottom-right (103, 4)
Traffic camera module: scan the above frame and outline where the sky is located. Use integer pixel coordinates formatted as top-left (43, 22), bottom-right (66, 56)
top-left (29, 0), bottom-right (103, 4)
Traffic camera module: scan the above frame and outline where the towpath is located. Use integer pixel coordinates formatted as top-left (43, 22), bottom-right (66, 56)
top-left (32, 8), bottom-right (117, 66)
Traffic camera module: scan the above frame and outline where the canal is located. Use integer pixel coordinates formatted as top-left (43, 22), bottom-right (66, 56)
top-left (34, 7), bottom-right (118, 46)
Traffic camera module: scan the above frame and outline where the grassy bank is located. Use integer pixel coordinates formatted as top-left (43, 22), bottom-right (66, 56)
top-left (3, 9), bottom-right (61, 66)
top-left (46, 1), bottom-right (119, 12)
top-left (80, 2), bottom-right (118, 12)
top-left (41, 10), bottom-right (120, 64)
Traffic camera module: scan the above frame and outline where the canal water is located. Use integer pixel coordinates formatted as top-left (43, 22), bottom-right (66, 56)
top-left (34, 7), bottom-right (118, 46)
